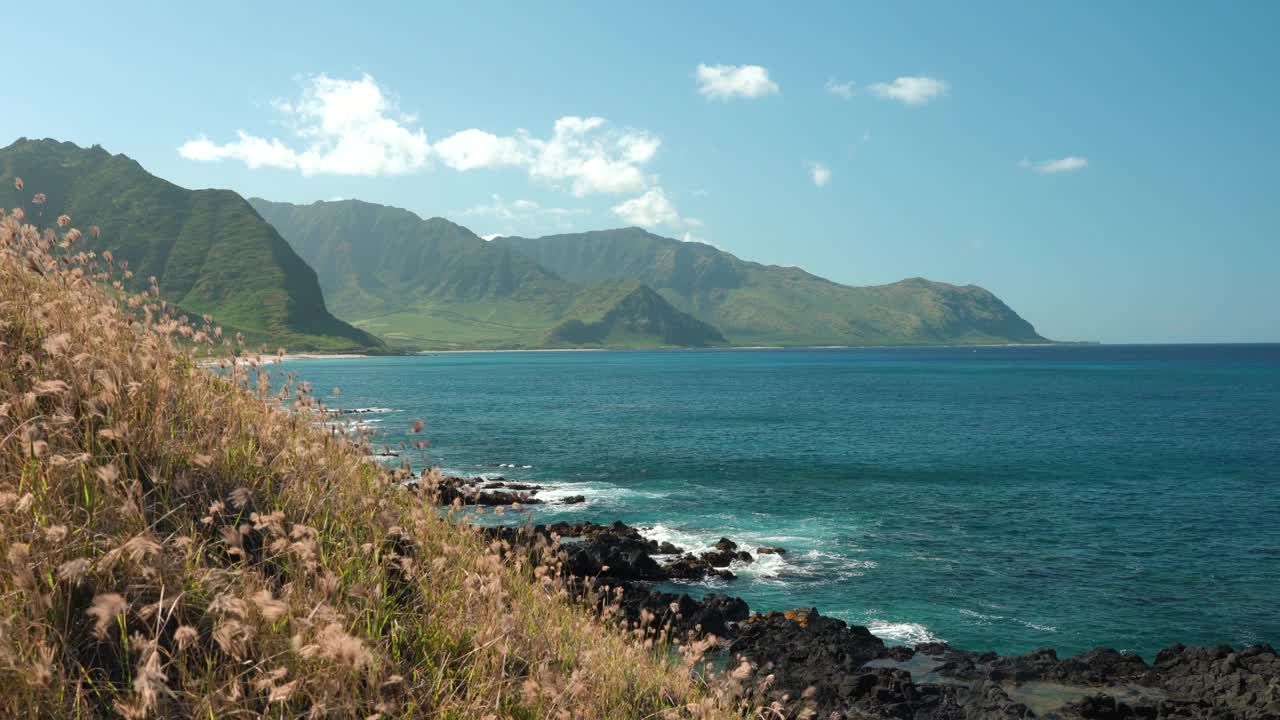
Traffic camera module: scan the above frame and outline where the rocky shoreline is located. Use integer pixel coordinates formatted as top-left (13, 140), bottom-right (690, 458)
top-left (423, 476), bottom-right (1280, 719)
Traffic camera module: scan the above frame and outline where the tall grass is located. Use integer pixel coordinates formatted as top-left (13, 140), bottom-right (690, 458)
top-left (0, 188), bottom-right (749, 718)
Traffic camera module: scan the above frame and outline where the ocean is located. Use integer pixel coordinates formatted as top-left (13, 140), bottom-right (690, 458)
top-left (279, 345), bottom-right (1280, 659)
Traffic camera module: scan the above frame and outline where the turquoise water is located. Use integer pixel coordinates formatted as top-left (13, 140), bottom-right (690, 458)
top-left (281, 345), bottom-right (1280, 659)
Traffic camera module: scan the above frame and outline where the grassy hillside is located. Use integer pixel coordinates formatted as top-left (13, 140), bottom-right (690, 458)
top-left (494, 228), bottom-right (1050, 346)
top-left (252, 198), bottom-right (727, 350)
top-left (0, 139), bottom-right (381, 352)
top-left (546, 280), bottom-right (728, 347)
top-left (0, 197), bottom-right (729, 716)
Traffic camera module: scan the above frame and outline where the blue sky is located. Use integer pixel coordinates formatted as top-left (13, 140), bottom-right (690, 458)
top-left (7, 2), bottom-right (1278, 343)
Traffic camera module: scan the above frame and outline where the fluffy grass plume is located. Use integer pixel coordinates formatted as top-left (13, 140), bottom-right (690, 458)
top-left (0, 190), bottom-right (743, 718)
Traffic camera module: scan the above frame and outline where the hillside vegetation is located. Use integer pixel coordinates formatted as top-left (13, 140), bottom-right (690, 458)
top-left (546, 281), bottom-right (727, 347)
top-left (251, 198), bottom-right (725, 349)
top-left (494, 228), bottom-right (1049, 346)
top-left (0, 196), bottom-right (736, 716)
top-left (0, 139), bottom-right (381, 352)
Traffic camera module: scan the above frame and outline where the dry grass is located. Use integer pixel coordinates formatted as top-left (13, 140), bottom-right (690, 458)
top-left (0, 190), bottom-right (751, 718)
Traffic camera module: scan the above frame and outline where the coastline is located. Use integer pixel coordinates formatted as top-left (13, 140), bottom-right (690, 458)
top-left (271, 341), bottom-right (1082, 359)
top-left (419, 473), bottom-right (1280, 718)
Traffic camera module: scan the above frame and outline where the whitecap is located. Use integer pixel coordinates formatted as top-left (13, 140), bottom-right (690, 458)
top-left (639, 524), bottom-right (723, 553)
top-left (865, 620), bottom-right (941, 646)
top-left (729, 552), bottom-right (788, 582)
top-left (531, 481), bottom-right (668, 513)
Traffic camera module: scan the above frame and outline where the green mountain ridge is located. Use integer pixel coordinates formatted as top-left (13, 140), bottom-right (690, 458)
top-left (493, 228), bottom-right (1050, 346)
top-left (0, 137), bottom-right (1047, 351)
top-left (250, 198), bottom-right (724, 349)
top-left (546, 280), bottom-right (728, 347)
top-left (0, 139), bottom-right (381, 352)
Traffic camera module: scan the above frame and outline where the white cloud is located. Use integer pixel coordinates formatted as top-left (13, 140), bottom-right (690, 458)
top-left (181, 75), bottom-right (665, 197)
top-left (524, 116), bottom-right (659, 195)
top-left (434, 116), bottom-right (660, 196)
top-left (696, 64), bottom-right (780, 100)
top-left (460, 194), bottom-right (590, 237)
top-left (826, 78), bottom-right (855, 99)
top-left (611, 188), bottom-right (681, 227)
top-left (869, 76), bottom-right (948, 106)
top-left (179, 73), bottom-right (430, 175)
top-left (1020, 156), bottom-right (1089, 174)
top-left (432, 128), bottom-right (527, 170)
top-left (807, 161), bottom-right (832, 188)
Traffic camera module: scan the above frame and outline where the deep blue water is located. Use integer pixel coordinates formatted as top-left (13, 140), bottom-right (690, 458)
top-left (280, 345), bottom-right (1280, 659)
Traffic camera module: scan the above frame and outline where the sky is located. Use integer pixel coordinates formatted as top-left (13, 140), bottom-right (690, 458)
top-left (6, 1), bottom-right (1278, 343)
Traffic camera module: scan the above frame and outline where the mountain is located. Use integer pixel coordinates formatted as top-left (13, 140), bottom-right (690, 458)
top-left (492, 228), bottom-right (1049, 346)
top-left (0, 139), bottom-right (381, 352)
top-left (545, 280), bottom-right (727, 347)
top-left (250, 199), bottom-right (725, 349)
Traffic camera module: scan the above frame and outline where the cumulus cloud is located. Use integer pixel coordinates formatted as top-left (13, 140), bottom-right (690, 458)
top-left (432, 129), bottom-right (527, 170)
top-left (611, 188), bottom-right (682, 227)
top-left (825, 78), bottom-right (855, 99)
top-left (433, 116), bottom-right (660, 196)
top-left (1020, 156), bottom-right (1089, 174)
top-left (869, 76), bottom-right (948, 105)
top-left (696, 64), bottom-right (780, 100)
top-left (179, 73), bottom-right (430, 175)
top-left (522, 116), bottom-right (659, 196)
top-left (181, 75), bottom-right (665, 197)
top-left (807, 161), bottom-right (832, 188)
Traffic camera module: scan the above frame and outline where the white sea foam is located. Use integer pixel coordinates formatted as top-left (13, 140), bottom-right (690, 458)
top-left (640, 523), bottom-right (721, 552)
top-left (959, 608), bottom-right (1004, 625)
top-left (528, 481), bottom-right (670, 513)
top-left (729, 552), bottom-right (787, 581)
top-left (327, 417), bottom-right (383, 432)
top-left (865, 620), bottom-right (941, 646)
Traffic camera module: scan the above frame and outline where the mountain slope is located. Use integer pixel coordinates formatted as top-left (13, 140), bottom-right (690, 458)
top-left (250, 198), bottom-right (572, 319)
top-left (493, 228), bottom-right (1049, 346)
top-left (0, 138), bottom-right (381, 351)
top-left (251, 198), bottom-right (725, 349)
top-left (545, 280), bottom-right (727, 347)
